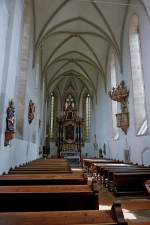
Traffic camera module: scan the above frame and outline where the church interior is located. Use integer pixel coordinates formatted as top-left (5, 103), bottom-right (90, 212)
top-left (0, 0), bottom-right (150, 224)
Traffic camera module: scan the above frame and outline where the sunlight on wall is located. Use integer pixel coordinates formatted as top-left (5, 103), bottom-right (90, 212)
top-left (129, 14), bottom-right (148, 136)
top-left (110, 53), bottom-right (119, 140)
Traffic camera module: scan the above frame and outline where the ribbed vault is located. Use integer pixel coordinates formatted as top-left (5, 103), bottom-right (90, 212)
top-left (32, 0), bottom-right (147, 97)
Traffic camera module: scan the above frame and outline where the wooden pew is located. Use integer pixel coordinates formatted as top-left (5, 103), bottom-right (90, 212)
top-left (9, 158), bottom-right (72, 174)
top-left (0, 184), bottom-right (99, 212)
top-left (11, 167), bottom-right (71, 171)
top-left (14, 159), bottom-right (71, 169)
top-left (9, 170), bottom-right (72, 174)
top-left (102, 167), bottom-right (150, 189)
top-left (0, 202), bottom-right (128, 225)
top-left (112, 172), bottom-right (150, 195)
top-left (92, 163), bottom-right (135, 181)
top-left (83, 159), bottom-right (116, 173)
top-left (0, 173), bottom-right (87, 185)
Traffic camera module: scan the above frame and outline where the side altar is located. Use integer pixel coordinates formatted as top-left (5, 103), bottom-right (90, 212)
top-left (56, 94), bottom-right (84, 165)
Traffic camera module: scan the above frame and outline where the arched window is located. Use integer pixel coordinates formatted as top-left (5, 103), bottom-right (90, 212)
top-left (50, 92), bottom-right (55, 138)
top-left (129, 14), bottom-right (148, 135)
top-left (85, 94), bottom-right (91, 139)
top-left (64, 94), bottom-right (75, 110)
top-left (110, 53), bottom-right (119, 139)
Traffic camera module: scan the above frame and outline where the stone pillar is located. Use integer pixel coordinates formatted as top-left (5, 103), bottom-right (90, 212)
top-left (15, 0), bottom-right (32, 139)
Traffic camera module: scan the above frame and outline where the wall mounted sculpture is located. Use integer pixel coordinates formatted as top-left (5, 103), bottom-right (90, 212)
top-left (108, 80), bottom-right (129, 134)
top-left (28, 100), bottom-right (35, 124)
top-left (5, 100), bottom-right (15, 146)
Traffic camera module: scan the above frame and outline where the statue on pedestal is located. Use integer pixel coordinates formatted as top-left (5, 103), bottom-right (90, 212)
top-left (6, 100), bottom-right (15, 133)
top-left (5, 100), bottom-right (15, 146)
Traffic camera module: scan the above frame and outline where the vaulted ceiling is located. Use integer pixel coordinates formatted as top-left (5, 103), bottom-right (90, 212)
top-left (32, 0), bottom-right (146, 97)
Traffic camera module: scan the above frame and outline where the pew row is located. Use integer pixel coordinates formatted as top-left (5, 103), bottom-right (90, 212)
top-left (9, 158), bottom-right (71, 173)
top-left (0, 202), bottom-right (128, 225)
top-left (0, 184), bottom-right (99, 212)
top-left (99, 166), bottom-right (150, 188)
top-left (9, 170), bottom-right (72, 174)
top-left (0, 173), bottom-right (87, 185)
top-left (83, 159), bottom-right (117, 174)
top-left (113, 172), bottom-right (150, 195)
top-left (92, 163), bottom-right (136, 180)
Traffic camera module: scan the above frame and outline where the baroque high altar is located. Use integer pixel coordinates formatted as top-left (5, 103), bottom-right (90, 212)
top-left (56, 94), bottom-right (84, 161)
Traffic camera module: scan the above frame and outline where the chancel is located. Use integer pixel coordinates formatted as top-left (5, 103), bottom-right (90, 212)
top-left (57, 93), bottom-right (84, 164)
top-left (0, 0), bottom-right (150, 224)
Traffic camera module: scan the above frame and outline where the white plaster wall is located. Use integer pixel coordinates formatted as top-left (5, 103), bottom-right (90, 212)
top-left (0, 0), bottom-right (41, 174)
top-left (0, 0), bottom-right (8, 94)
top-left (121, 1), bottom-right (150, 165)
top-left (95, 1), bottom-right (150, 165)
top-left (0, 139), bottom-right (39, 175)
top-left (81, 143), bottom-right (96, 158)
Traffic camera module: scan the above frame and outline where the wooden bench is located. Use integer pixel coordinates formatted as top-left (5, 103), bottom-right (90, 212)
top-left (0, 202), bottom-right (128, 225)
top-left (102, 166), bottom-right (150, 188)
top-left (0, 184), bottom-right (99, 212)
top-left (9, 158), bottom-right (72, 174)
top-left (83, 159), bottom-right (116, 173)
top-left (9, 169), bottom-right (72, 174)
top-left (112, 172), bottom-right (150, 195)
top-left (92, 163), bottom-right (135, 181)
top-left (11, 167), bottom-right (71, 171)
top-left (14, 159), bottom-right (71, 170)
top-left (0, 173), bottom-right (87, 185)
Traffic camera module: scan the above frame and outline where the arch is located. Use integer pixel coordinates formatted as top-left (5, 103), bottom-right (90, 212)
top-left (35, 0), bottom-right (71, 48)
top-left (37, 17), bottom-right (119, 55)
top-left (46, 61), bottom-right (96, 93)
top-left (35, 0), bottom-right (120, 56)
top-left (42, 33), bottom-right (105, 77)
top-left (45, 50), bottom-right (102, 73)
top-left (44, 50), bottom-right (106, 92)
top-left (47, 71), bottom-right (94, 98)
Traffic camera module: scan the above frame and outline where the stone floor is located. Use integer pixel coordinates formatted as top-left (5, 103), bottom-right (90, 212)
top-left (99, 183), bottom-right (150, 225)
top-left (71, 168), bottom-right (150, 224)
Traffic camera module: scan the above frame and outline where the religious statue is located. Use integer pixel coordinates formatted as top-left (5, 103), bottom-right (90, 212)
top-left (5, 99), bottom-right (15, 146)
top-left (6, 100), bottom-right (15, 133)
top-left (28, 100), bottom-right (35, 124)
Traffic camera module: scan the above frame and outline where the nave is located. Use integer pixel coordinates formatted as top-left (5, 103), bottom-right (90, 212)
top-left (0, 0), bottom-right (150, 224)
top-left (0, 157), bottom-right (149, 224)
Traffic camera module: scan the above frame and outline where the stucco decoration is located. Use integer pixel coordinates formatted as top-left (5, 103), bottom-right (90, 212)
top-left (28, 100), bottom-right (35, 124)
